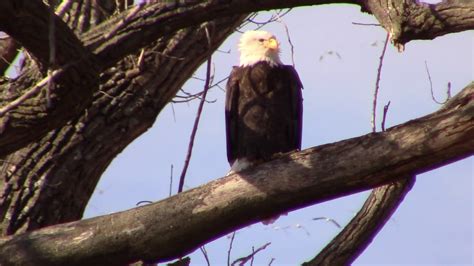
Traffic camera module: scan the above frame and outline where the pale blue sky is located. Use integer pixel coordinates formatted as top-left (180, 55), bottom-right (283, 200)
top-left (85, 2), bottom-right (473, 265)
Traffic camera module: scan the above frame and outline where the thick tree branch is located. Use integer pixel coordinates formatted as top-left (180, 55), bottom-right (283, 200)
top-left (83, 0), bottom-right (474, 66)
top-left (0, 83), bottom-right (471, 266)
top-left (0, 0), bottom-right (99, 156)
top-left (0, 16), bottom-right (246, 235)
top-left (365, 0), bottom-right (474, 48)
top-left (303, 176), bottom-right (415, 265)
top-left (4, 0), bottom-right (472, 71)
top-left (0, 0), bottom-right (93, 68)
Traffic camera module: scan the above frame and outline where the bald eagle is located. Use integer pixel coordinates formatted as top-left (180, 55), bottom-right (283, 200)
top-left (225, 30), bottom-right (303, 172)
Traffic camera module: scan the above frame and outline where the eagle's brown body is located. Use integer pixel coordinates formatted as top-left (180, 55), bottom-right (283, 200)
top-left (225, 61), bottom-right (303, 168)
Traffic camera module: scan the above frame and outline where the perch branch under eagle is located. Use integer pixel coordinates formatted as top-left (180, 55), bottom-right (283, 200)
top-left (225, 30), bottom-right (303, 172)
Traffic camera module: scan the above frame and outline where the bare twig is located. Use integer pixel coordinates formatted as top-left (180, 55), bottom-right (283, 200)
top-left (247, 17), bottom-right (276, 25)
top-left (246, 11), bottom-right (281, 25)
top-left (176, 74), bottom-right (229, 102)
top-left (209, 75), bottom-right (230, 92)
top-left (47, 0), bottom-right (57, 108)
top-left (150, 51), bottom-right (185, 61)
top-left (237, 14), bottom-right (259, 32)
top-left (381, 101), bottom-right (391, 132)
top-left (216, 48), bottom-right (231, 54)
top-left (172, 98), bottom-right (216, 104)
top-left (295, 223), bottom-right (311, 236)
top-left (227, 232), bottom-right (236, 266)
top-left (171, 103), bottom-right (177, 122)
top-left (268, 258), bottom-right (275, 266)
top-left (275, 11), bottom-right (295, 67)
top-left (98, 90), bottom-right (115, 99)
top-left (312, 217), bottom-right (342, 229)
top-left (424, 61), bottom-right (451, 104)
top-left (177, 26), bottom-right (213, 193)
top-left (250, 246), bottom-right (255, 266)
top-left (46, 69), bottom-right (55, 108)
top-left (169, 164), bottom-right (173, 197)
top-left (231, 242), bottom-right (271, 266)
top-left (191, 76), bottom-right (209, 82)
top-left (1, 54), bottom-right (10, 65)
top-left (55, 0), bottom-right (73, 17)
top-left (189, 76), bottom-right (229, 88)
top-left (447, 82), bottom-right (452, 99)
top-left (137, 48), bottom-right (146, 69)
top-left (352, 22), bottom-right (380, 26)
top-left (136, 200), bottom-right (153, 206)
top-left (173, 88), bottom-right (216, 104)
top-left (242, 9), bottom-right (291, 31)
top-left (199, 245), bottom-right (211, 266)
top-left (318, 50), bottom-right (342, 61)
top-left (371, 32), bottom-right (390, 133)
top-left (48, 0), bottom-right (56, 66)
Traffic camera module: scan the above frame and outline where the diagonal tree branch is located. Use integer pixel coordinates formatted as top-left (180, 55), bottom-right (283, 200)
top-left (0, 0), bottom-right (95, 68)
top-left (82, 0), bottom-right (474, 66)
top-left (303, 176), bottom-right (416, 265)
top-left (0, 82), bottom-right (471, 266)
top-left (0, 0), bottom-right (99, 156)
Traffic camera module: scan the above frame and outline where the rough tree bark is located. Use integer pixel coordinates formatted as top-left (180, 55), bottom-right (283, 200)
top-left (0, 0), bottom-right (100, 154)
top-left (0, 1), bottom-right (245, 235)
top-left (0, 0), bottom-right (473, 265)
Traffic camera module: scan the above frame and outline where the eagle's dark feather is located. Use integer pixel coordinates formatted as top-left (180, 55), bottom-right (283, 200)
top-left (225, 61), bottom-right (303, 167)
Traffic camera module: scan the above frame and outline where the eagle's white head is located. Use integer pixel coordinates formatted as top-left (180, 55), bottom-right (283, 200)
top-left (238, 30), bottom-right (282, 67)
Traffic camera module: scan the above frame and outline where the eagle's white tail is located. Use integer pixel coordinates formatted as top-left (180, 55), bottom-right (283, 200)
top-left (226, 158), bottom-right (253, 176)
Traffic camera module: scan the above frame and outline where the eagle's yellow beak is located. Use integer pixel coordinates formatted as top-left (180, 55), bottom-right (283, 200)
top-left (266, 38), bottom-right (279, 50)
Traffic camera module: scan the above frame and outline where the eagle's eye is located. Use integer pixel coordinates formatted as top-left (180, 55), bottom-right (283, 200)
top-left (258, 38), bottom-right (265, 42)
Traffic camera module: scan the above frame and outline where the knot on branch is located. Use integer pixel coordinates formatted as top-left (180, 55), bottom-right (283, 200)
top-left (364, 0), bottom-right (474, 49)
